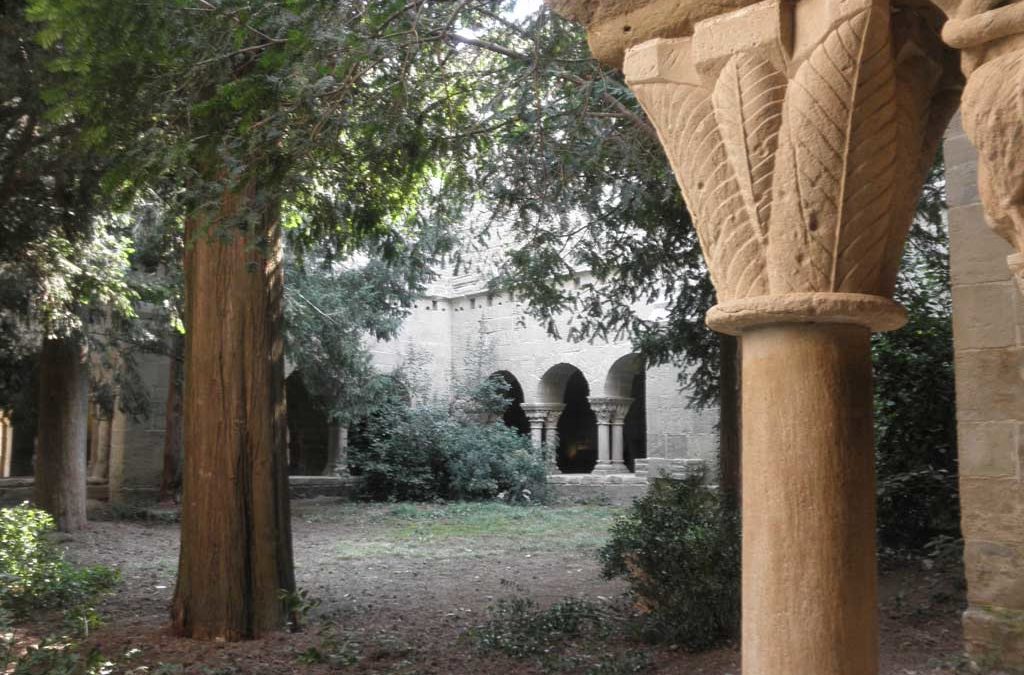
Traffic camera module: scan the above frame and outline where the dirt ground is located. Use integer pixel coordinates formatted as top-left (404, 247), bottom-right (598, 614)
top-left (15, 499), bottom-right (968, 674)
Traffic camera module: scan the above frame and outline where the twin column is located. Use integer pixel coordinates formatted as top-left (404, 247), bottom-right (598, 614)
top-left (589, 397), bottom-right (632, 474)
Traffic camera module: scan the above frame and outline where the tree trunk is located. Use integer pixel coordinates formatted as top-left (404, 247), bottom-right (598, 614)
top-left (718, 334), bottom-right (741, 505)
top-left (34, 335), bottom-right (89, 532)
top-left (323, 424), bottom-right (348, 476)
top-left (171, 183), bottom-right (295, 641)
top-left (159, 332), bottom-right (184, 502)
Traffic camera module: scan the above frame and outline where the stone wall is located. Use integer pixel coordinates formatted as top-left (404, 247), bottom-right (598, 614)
top-left (369, 270), bottom-right (718, 474)
top-left (945, 113), bottom-right (1024, 671)
top-left (109, 352), bottom-right (170, 503)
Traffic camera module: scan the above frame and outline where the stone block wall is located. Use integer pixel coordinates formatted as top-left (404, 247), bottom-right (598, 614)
top-left (945, 113), bottom-right (1024, 671)
top-left (109, 352), bottom-right (170, 503)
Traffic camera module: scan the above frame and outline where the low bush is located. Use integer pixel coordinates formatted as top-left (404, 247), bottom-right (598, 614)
top-left (353, 407), bottom-right (546, 502)
top-left (469, 593), bottom-right (608, 658)
top-left (350, 370), bottom-right (547, 503)
top-left (599, 475), bottom-right (739, 651)
top-left (0, 504), bottom-right (118, 627)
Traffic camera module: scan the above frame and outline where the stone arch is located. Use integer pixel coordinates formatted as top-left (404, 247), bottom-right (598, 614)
top-left (537, 362), bottom-right (583, 403)
top-left (538, 364), bottom-right (598, 473)
top-left (603, 354), bottom-right (646, 471)
top-left (490, 370), bottom-right (530, 436)
top-left (285, 371), bottom-right (329, 476)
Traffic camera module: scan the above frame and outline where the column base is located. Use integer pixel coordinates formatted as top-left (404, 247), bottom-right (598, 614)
top-left (591, 461), bottom-right (629, 475)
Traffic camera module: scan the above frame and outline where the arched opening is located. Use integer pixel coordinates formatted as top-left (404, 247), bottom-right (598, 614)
top-left (490, 371), bottom-right (529, 436)
top-left (285, 371), bottom-right (329, 475)
top-left (605, 354), bottom-right (647, 471)
top-left (540, 368), bottom-right (596, 474)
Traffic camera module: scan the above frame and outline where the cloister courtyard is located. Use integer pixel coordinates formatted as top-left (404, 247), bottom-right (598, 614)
top-left (4, 0), bottom-right (1024, 671)
top-left (5, 500), bottom-right (967, 674)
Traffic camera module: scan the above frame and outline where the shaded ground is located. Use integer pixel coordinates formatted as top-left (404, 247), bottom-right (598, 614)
top-left (15, 499), bottom-right (967, 674)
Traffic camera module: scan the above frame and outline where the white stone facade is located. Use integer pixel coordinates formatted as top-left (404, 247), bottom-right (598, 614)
top-left (368, 268), bottom-right (719, 479)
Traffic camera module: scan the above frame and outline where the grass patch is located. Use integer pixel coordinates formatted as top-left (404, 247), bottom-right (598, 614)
top-left (303, 501), bottom-right (621, 561)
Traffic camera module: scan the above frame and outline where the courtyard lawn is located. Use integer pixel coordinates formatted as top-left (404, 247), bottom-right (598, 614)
top-left (11, 499), bottom-right (967, 674)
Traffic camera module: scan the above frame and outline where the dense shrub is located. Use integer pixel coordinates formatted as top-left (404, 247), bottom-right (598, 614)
top-left (599, 475), bottom-right (739, 651)
top-left (351, 406), bottom-right (546, 503)
top-left (0, 504), bottom-right (118, 625)
top-left (872, 174), bottom-right (959, 552)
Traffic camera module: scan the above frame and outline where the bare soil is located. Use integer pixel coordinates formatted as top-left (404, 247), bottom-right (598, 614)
top-left (16, 499), bottom-right (968, 674)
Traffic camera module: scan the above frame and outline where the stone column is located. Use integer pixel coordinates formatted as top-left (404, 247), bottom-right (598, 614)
top-left (521, 404), bottom-right (549, 449)
top-left (323, 424), bottom-right (348, 476)
top-left (543, 404), bottom-right (565, 473)
top-left (89, 416), bottom-right (111, 481)
top-left (589, 397), bottom-right (619, 474)
top-left (609, 398), bottom-right (632, 470)
top-left (0, 414), bottom-right (10, 478)
top-left (920, 6), bottom-right (1024, 666)
top-left (548, 0), bottom-right (959, 671)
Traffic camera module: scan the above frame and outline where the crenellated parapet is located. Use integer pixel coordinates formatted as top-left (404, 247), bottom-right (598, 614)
top-left (621, 0), bottom-right (961, 333)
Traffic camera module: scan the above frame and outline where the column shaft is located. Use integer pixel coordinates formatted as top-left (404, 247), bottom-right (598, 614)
top-left (529, 421), bottom-right (544, 449)
top-left (543, 419), bottom-right (561, 473)
top-left (742, 323), bottom-right (877, 675)
top-left (594, 421), bottom-right (611, 471)
top-left (610, 422), bottom-right (625, 467)
top-left (90, 418), bottom-right (111, 481)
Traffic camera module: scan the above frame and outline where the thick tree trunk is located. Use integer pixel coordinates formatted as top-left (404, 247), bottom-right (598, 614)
top-left (34, 335), bottom-right (89, 532)
top-left (718, 334), bottom-right (741, 504)
top-left (323, 424), bottom-right (348, 476)
top-left (171, 183), bottom-right (295, 641)
top-left (159, 333), bottom-right (184, 502)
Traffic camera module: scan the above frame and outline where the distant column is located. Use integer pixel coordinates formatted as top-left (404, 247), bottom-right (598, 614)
top-left (0, 413), bottom-right (11, 478)
top-left (609, 398), bottom-right (633, 471)
top-left (521, 404), bottom-right (548, 449)
top-left (89, 416), bottom-right (112, 481)
top-left (589, 398), bottom-right (614, 474)
top-left (543, 404), bottom-right (565, 473)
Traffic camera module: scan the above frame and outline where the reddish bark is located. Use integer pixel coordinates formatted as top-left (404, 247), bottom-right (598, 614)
top-left (171, 183), bottom-right (295, 640)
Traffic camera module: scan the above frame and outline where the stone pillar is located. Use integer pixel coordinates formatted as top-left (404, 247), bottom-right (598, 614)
top-left (590, 397), bottom-right (627, 474)
top-left (543, 404), bottom-right (565, 473)
top-left (930, 5), bottom-right (1024, 667)
top-left (548, 0), bottom-right (959, 671)
top-left (609, 398), bottom-right (632, 470)
top-left (323, 424), bottom-right (348, 476)
top-left (89, 416), bottom-right (111, 481)
top-left (0, 414), bottom-right (11, 478)
top-left (945, 111), bottom-right (1024, 672)
top-left (521, 404), bottom-right (549, 450)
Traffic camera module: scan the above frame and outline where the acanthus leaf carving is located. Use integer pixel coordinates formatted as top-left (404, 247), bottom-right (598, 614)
top-left (631, 50), bottom-right (768, 301)
top-left (878, 12), bottom-right (962, 295)
top-left (769, 3), bottom-right (898, 294)
top-left (712, 53), bottom-right (787, 239)
top-left (624, 0), bottom-right (958, 313)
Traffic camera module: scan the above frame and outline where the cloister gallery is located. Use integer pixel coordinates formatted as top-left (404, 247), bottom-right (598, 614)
top-left (2, 0), bottom-right (1024, 672)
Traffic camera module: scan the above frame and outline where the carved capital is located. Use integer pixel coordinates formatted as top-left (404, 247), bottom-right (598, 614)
top-left (939, 0), bottom-right (1024, 293)
top-left (543, 404), bottom-right (566, 428)
top-left (588, 396), bottom-right (632, 424)
top-left (623, 0), bottom-right (960, 331)
top-left (521, 403), bottom-right (551, 425)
